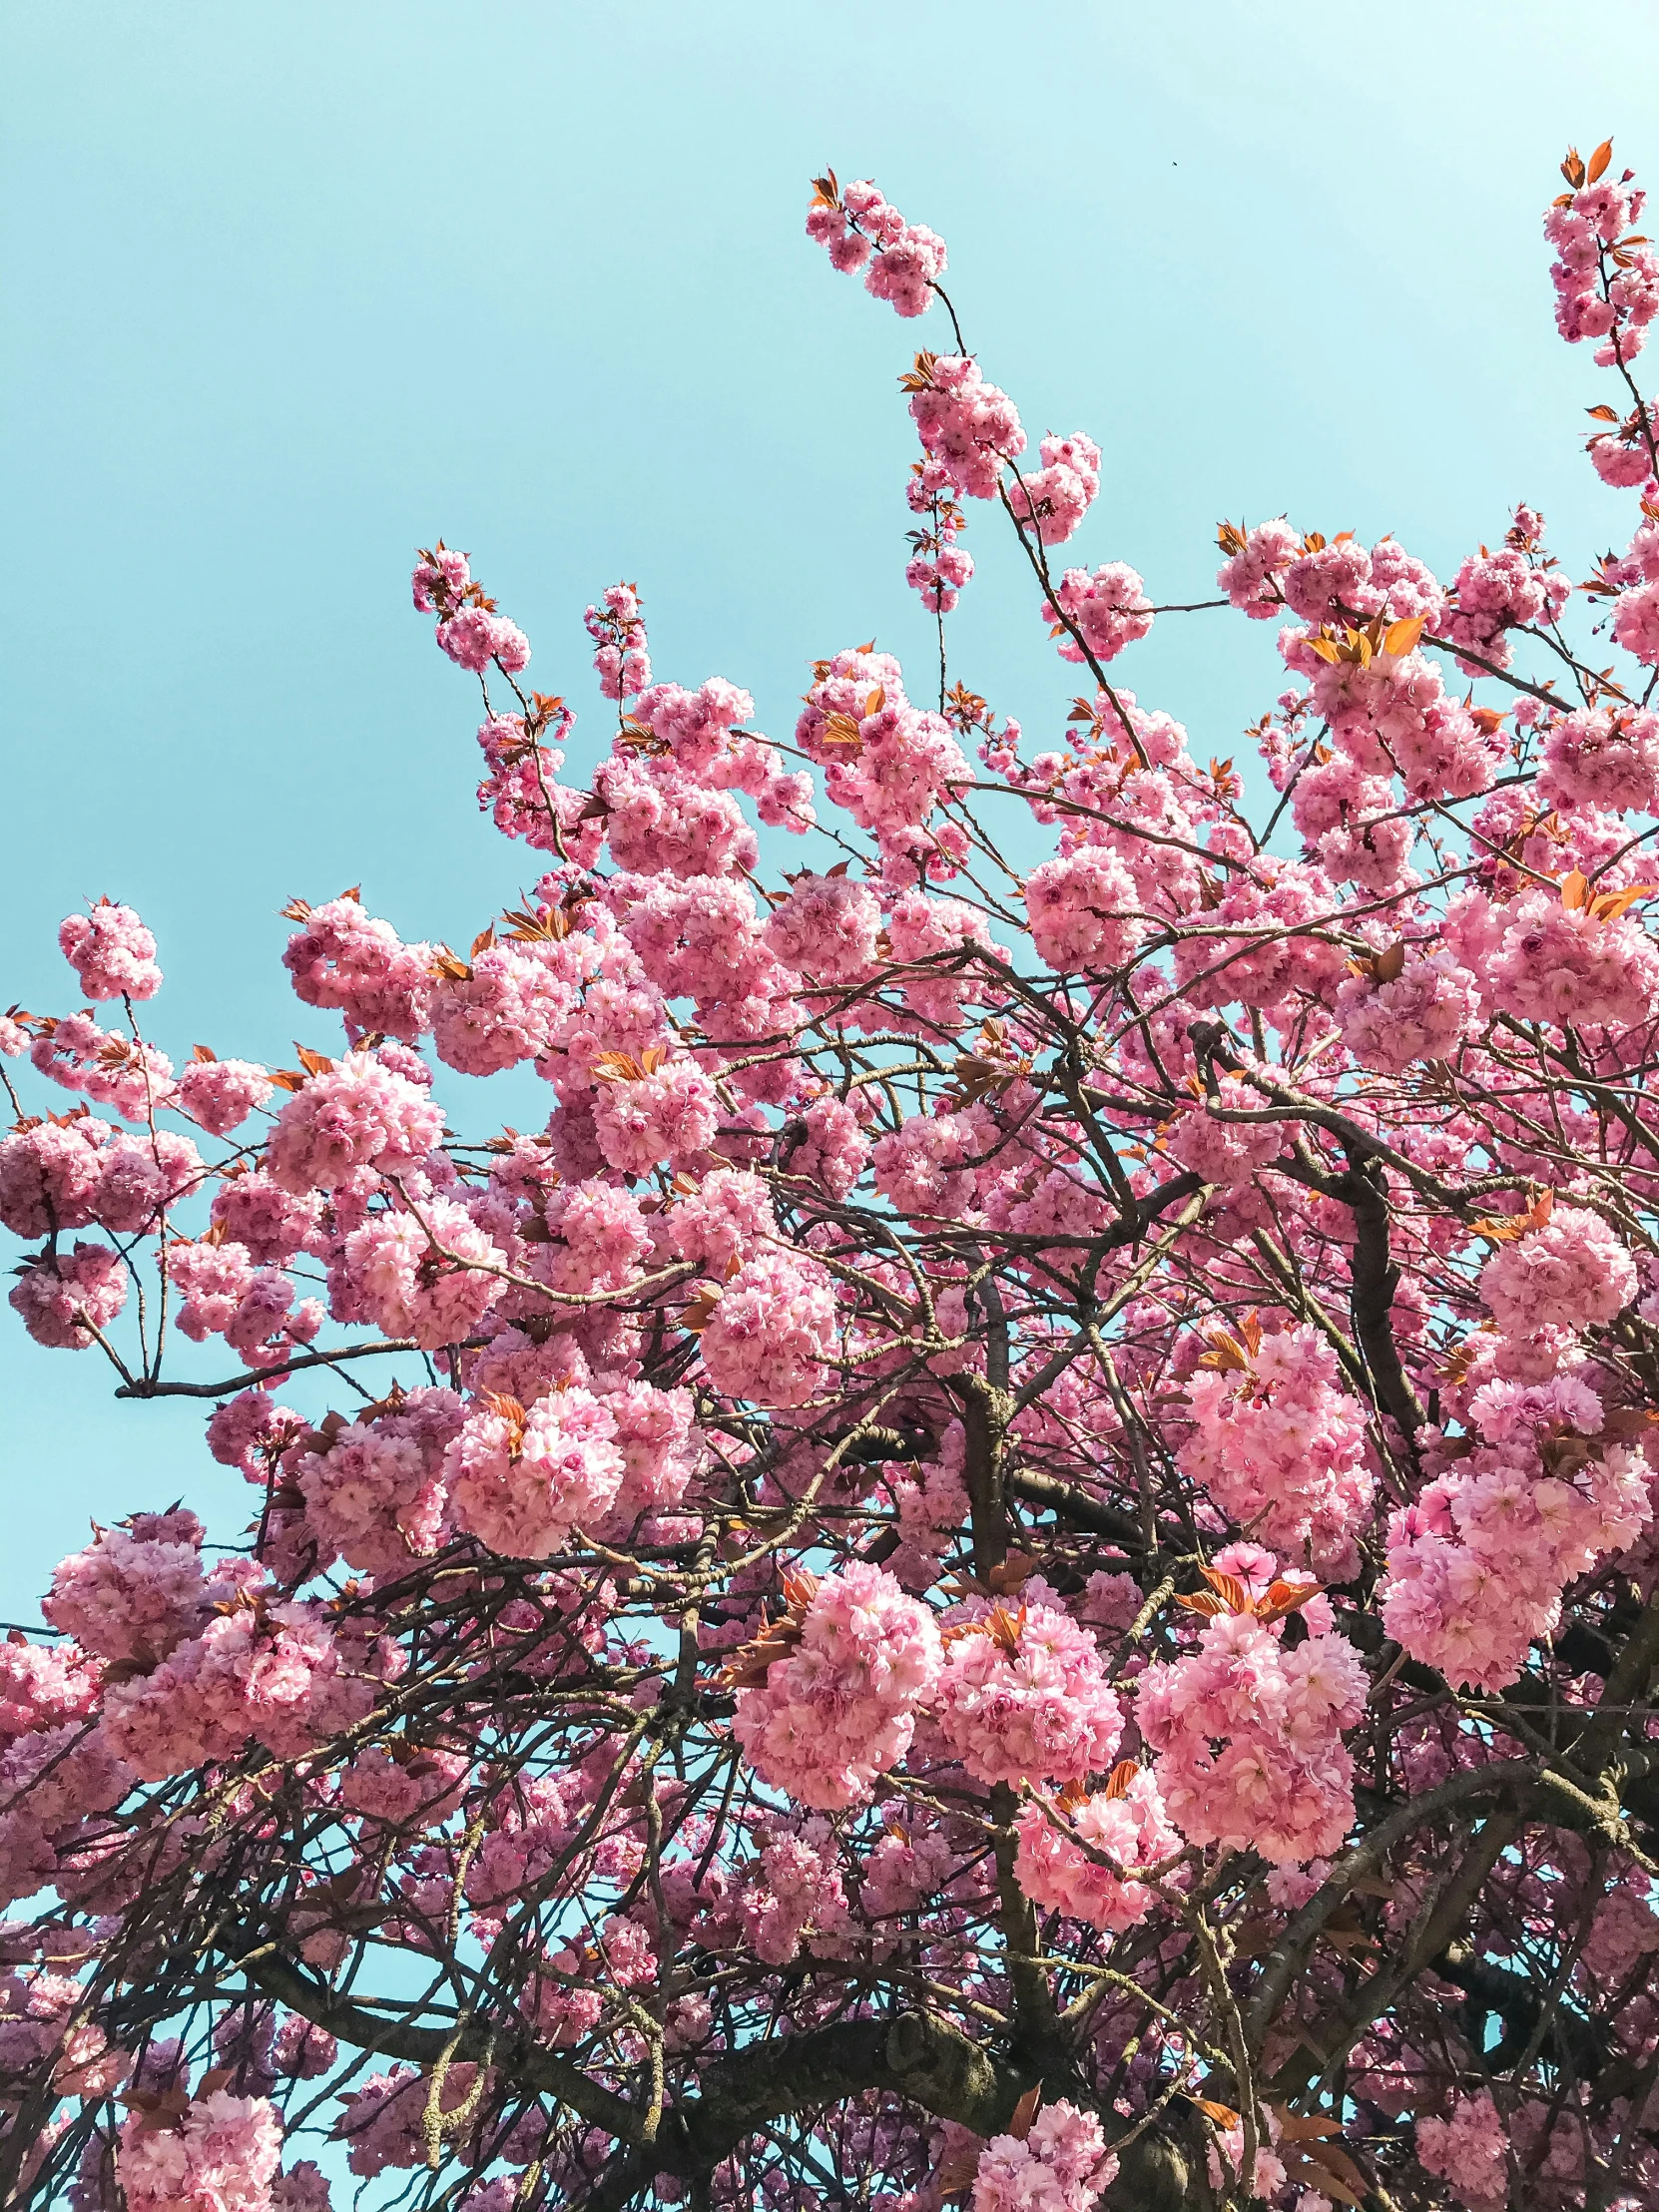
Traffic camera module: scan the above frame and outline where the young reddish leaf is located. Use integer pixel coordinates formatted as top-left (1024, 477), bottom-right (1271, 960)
top-left (1003, 2085), bottom-right (1043, 2140)
top-left (1200, 1566), bottom-right (1250, 1614)
top-left (1589, 137), bottom-right (1614, 183)
top-left (1188, 2096), bottom-right (1240, 2128)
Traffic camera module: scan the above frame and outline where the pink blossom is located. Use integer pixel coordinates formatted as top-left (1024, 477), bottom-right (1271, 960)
top-left (1042, 560), bottom-right (1152, 662)
top-left (591, 1056), bottom-right (722, 1176)
top-left (1414, 2090), bottom-right (1507, 2212)
top-left (1337, 948), bottom-right (1480, 1072)
top-left (1014, 1767), bottom-right (1180, 1933)
top-left (177, 1056), bottom-right (274, 1135)
top-left (932, 1596), bottom-right (1123, 1788)
top-left (761, 871), bottom-right (882, 984)
top-left (698, 1249), bottom-right (837, 1407)
top-left (59, 901), bottom-right (163, 1003)
top-left (1179, 1323), bottom-right (1374, 1574)
top-left (1480, 1201), bottom-right (1636, 1335)
top-left (0, 1114), bottom-right (112, 1238)
top-left (282, 898), bottom-right (434, 1043)
top-left (1007, 432), bottom-right (1102, 548)
top-left (10, 1243), bottom-right (127, 1350)
top-left (446, 1386), bottom-right (626, 1557)
top-left (341, 1198), bottom-right (504, 1349)
top-left (733, 1563), bottom-right (943, 1808)
top-left (970, 2099), bottom-right (1119, 2212)
top-left (118, 2090), bottom-right (281, 2212)
top-left (1137, 1601), bottom-right (1368, 1863)
top-left (1024, 847), bottom-right (1147, 974)
top-left (266, 1052), bottom-right (445, 1195)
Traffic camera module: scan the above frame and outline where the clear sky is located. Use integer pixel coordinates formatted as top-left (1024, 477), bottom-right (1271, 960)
top-left (4, 0), bottom-right (1659, 1613)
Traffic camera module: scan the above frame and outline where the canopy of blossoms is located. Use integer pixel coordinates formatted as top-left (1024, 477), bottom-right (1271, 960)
top-left (2, 137), bottom-right (1659, 2212)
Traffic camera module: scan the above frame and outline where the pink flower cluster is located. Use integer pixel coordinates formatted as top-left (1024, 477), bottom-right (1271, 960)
top-left (58, 900), bottom-right (163, 1003)
top-left (445, 1385), bottom-right (626, 1558)
top-left (118, 2089), bottom-right (282, 2212)
top-left (1537, 705), bottom-right (1659, 815)
top-left (806, 177), bottom-right (946, 317)
top-left (1041, 561), bottom-right (1152, 663)
top-left (584, 581), bottom-right (652, 700)
top-left (908, 356), bottom-right (1026, 500)
top-left (1024, 846), bottom-right (1146, 975)
top-left (932, 1595), bottom-right (1123, 1789)
top-left (1437, 539), bottom-right (1570, 677)
top-left (1137, 1584), bottom-right (1368, 1864)
top-left (292, 1384), bottom-right (461, 1572)
top-left (1479, 1202), bottom-right (1636, 1337)
top-left (10, 1242), bottom-right (128, 1349)
top-left (282, 896), bottom-right (435, 1043)
top-left (1414, 2089), bottom-right (1508, 2212)
top-left (1178, 1323), bottom-right (1375, 1577)
top-left (698, 1249), bottom-right (838, 1407)
top-left (1006, 432), bottom-right (1103, 549)
top-left (1382, 1371), bottom-right (1652, 1692)
top-left (970, 2099), bottom-right (1119, 2212)
top-left (1546, 162), bottom-right (1659, 365)
top-left (1013, 1766), bottom-right (1180, 1935)
top-left (732, 1562), bottom-right (943, 1809)
top-left (266, 1053), bottom-right (445, 1195)
top-left (1337, 946), bottom-right (1481, 1072)
top-left (177, 1053), bottom-right (274, 1136)
top-left (1217, 515), bottom-right (1302, 615)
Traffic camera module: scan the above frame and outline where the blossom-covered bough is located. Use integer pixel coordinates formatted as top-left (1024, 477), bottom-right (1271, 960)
top-left (7, 139), bottom-right (1659, 2212)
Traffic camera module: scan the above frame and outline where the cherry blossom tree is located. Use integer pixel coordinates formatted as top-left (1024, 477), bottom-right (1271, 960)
top-left (4, 137), bottom-right (1659, 2212)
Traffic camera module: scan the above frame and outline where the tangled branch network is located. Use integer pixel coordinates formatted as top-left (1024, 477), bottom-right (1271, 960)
top-left (5, 140), bottom-right (1659, 2212)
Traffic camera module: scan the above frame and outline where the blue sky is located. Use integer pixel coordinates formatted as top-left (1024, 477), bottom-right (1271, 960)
top-left (4, 0), bottom-right (1659, 1611)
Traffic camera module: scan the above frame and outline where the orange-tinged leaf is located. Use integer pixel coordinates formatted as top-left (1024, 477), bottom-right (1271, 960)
top-left (1103, 1759), bottom-right (1140, 1801)
top-left (1374, 939), bottom-right (1407, 983)
top-left (1175, 1590), bottom-right (1226, 1617)
top-left (294, 1045), bottom-right (334, 1077)
top-left (864, 687), bottom-right (886, 718)
top-left (1200, 1566), bottom-right (1250, 1614)
top-left (1299, 2138), bottom-right (1373, 2200)
top-left (1007, 2085), bottom-right (1043, 2140)
top-left (1196, 1330), bottom-right (1251, 1375)
top-left (680, 1286), bottom-right (723, 1334)
top-left (189, 1043), bottom-right (218, 1063)
top-left (1256, 1577), bottom-right (1326, 1625)
top-left (1590, 881), bottom-right (1657, 923)
top-left (1272, 2109), bottom-right (1345, 2143)
top-left (1588, 403), bottom-right (1622, 422)
top-left (1305, 635), bottom-right (1344, 665)
top-left (1382, 615), bottom-right (1426, 658)
top-left (591, 1051), bottom-right (647, 1084)
top-left (1561, 867), bottom-right (1591, 911)
top-left (1189, 2096), bottom-right (1240, 2128)
top-left (470, 925), bottom-right (497, 958)
top-left (1279, 2147), bottom-right (1366, 2208)
top-left (1589, 137), bottom-right (1615, 184)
